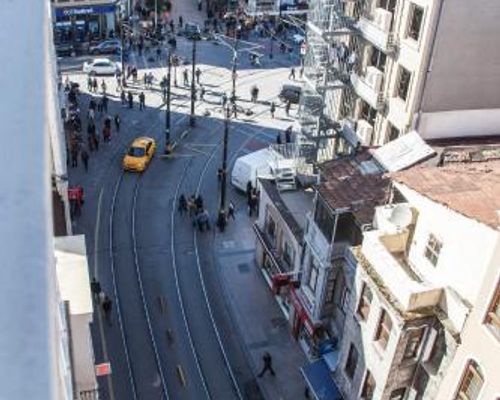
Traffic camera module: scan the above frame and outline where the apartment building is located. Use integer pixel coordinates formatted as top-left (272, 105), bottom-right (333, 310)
top-left (299, 0), bottom-right (500, 162)
top-left (254, 179), bottom-right (314, 316)
top-left (291, 152), bottom-right (392, 356)
top-left (302, 146), bottom-right (500, 399)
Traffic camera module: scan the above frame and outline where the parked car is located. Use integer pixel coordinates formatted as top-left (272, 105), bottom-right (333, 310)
top-left (55, 43), bottom-right (75, 57)
top-left (184, 23), bottom-right (201, 40)
top-left (123, 137), bottom-right (156, 172)
top-left (89, 39), bottom-right (121, 55)
top-left (83, 58), bottom-right (121, 76)
top-left (279, 84), bottom-right (302, 104)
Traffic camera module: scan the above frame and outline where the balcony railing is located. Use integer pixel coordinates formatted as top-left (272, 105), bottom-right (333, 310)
top-left (254, 224), bottom-right (292, 275)
top-left (356, 8), bottom-right (396, 53)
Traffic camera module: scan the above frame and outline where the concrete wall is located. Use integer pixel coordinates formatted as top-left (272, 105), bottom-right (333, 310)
top-left (434, 236), bottom-right (500, 399)
top-left (419, 0), bottom-right (500, 113)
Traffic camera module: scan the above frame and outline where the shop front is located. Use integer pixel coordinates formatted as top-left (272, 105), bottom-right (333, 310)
top-left (53, 3), bottom-right (118, 43)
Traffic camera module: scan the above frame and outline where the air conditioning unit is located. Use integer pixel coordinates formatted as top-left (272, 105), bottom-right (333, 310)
top-left (365, 66), bottom-right (384, 92)
top-left (356, 119), bottom-right (374, 146)
top-left (374, 8), bottom-right (393, 33)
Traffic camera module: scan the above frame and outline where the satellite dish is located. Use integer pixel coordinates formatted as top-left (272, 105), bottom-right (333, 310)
top-left (389, 204), bottom-right (413, 229)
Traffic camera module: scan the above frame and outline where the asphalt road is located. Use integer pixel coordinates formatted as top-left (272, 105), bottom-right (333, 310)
top-left (64, 32), bottom-right (297, 400)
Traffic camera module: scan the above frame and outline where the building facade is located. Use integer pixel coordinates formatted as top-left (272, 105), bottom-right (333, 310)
top-left (302, 152), bottom-right (500, 399)
top-left (299, 0), bottom-right (500, 162)
top-left (51, 0), bottom-right (119, 43)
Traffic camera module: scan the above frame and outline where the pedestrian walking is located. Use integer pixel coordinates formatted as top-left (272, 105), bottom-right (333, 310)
top-left (285, 100), bottom-right (291, 116)
top-left (70, 145), bottom-right (78, 168)
top-left (114, 114), bottom-right (120, 132)
top-left (132, 67), bottom-right (138, 83)
top-left (195, 67), bottom-right (202, 84)
top-left (88, 108), bottom-right (95, 122)
top-left (187, 196), bottom-right (196, 218)
top-left (285, 126), bottom-right (292, 143)
top-left (139, 91), bottom-right (145, 110)
top-left (299, 65), bottom-right (304, 79)
top-left (120, 90), bottom-right (126, 106)
top-left (221, 92), bottom-right (228, 108)
top-left (197, 209), bottom-right (210, 232)
top-left (257, 352), bottom-right (275, 377)
top-left (90, 277), bottom-right (101, 301)
top-left (246, 181), bottom-right (253, 200)
top-left (200, 85), bottom-right (205, 101)
top-left (179, 15), bottom-right (183, 28)
top-left (92, 78), bottom-right (98, 93)
top-left (195, 195), bottom-right (204, 212)
top-left (127, 91), bottom-right (134, 109)
top-left (183, 69), bottom-right (189, 86)
top-left (251, 85), bottom-right (259, 102)
top-left (228, 201), bottom-right (236, 220)
top-left (289, 67), bottom-right (296, 80)
top-left (101, 79), bottom-right (107, 94)
top-left (101, 295), bottom-right (112, 320)
top-left (231, 102), bottom-right (238, 118)
top-left (276, 133), bottom-right (282, 145)
top-left (169, 20), bottom-right (175, 33)
top-left (81, 148), bottom-right (89, 172)
top-left (87, 76), bottom-right (92, 91)
top-left (178, 194), bottom-right (188, 215)
top-left (270, 102), bottom-right (276, 118)
top-left (217, 168), bottom-right (223, 183)
top-left (156, 46), bottom-right (162, 61)
top-left (116, 74), bottom-right (121, 91)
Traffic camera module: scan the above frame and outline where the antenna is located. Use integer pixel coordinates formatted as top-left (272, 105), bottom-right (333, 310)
top-left (389, 204), bottom-right (413, 230)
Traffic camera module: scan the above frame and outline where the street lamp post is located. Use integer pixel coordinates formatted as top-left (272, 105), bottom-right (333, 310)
top-left (217, 105), bottom-right (230, 232)
top-left (165, 53), bottom-right (172, 153)
top-left (190, 38), bottom-right (197, 127)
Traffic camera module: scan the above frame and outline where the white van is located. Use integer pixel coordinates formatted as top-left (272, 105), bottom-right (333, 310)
top-left (231, 148), bottom-right (283, 191)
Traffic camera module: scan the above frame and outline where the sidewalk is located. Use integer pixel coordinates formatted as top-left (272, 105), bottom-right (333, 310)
top-left (213, 206), bottom-right (308, 400)
top-left (170, 0), bottom-right (205, 26)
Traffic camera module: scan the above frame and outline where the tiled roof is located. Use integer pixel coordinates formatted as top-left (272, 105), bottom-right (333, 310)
top-left (391, 161), bottom-right (500, 229)
top-left (317, 154), bottom-right (391, 226)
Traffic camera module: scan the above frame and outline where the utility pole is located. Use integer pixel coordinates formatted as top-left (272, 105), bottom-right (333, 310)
top-left (190, 38), bottom-right (197, 127)
top-left (217, 105), bottom-right (230, 232)
top-left (165, 53), bottom-right (172, 153)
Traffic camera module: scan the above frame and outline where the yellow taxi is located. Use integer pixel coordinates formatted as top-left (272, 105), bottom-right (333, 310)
top-left (123, 137), bottom-right (156, 172)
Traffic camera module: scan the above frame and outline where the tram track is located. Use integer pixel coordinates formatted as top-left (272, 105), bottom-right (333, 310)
top-left (108, 172), bottom-right (170, 400)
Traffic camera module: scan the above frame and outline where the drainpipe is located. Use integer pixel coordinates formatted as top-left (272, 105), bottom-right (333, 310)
top-left (413, 0), bottom-right (446, 132)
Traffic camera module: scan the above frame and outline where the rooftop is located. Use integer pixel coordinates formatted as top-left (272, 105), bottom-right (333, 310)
top-left (317, 152), bottom-right (391, 226)
top-left (391, 160), bottom-right (500, 229)
top-left (259, 179), bottom-right (314, 241)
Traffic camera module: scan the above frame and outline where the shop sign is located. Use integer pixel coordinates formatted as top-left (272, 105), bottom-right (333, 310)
top-left (55, 4), bottom-right (116, 18)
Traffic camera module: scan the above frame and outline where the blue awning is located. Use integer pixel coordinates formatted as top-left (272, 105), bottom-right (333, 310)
top-left (301, 359), bottom-right (343, 400)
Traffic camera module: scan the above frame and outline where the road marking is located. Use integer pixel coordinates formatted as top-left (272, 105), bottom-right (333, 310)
top-left (176, 365), bottom-right (187, 387)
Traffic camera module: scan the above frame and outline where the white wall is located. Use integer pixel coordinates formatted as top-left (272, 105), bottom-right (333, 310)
top-left (71, 314), bottom-right (97, 392)
top-left (435, 235), bottom-right (500, 399)
top-left (396, 183), bottom-right (498, 312)
top-left (418, 109), bottom-right (500, 139)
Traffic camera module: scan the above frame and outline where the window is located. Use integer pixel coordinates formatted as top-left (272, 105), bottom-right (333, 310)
top-left (396, 67), bottom-right (412, 101)
top-left (360, 100), bottom-right (377, 125)
top-left (378, 0), bottom-right (396, 13)
top-left (345, 344), bottom-right (358, 379)
top-left (388, 124), bottom-right (401, 141)
top-left (313, 197), bottom-right (335, 241)
top-left (308, 259), bottom-right (319, 292)
top-left (408, 4), bottom-right (424, 41)
top-left (357, 283), bottom-right (373, 321)
top-left (403, 327), bottom-right (425, 359)
top-left (282, 241), bottom-right (294, 267)
top-left (266, 213), bottom-right (276, 242)
top-left (370, 47), bottom-right (387, 72)
top-left (375, 309), bottom-right (393, 350)
top-left (485, 279), bottom-right (500, 338)
top-left (361, 370), bottom-right (376, 400)
top-left (390, 388), bottom-right (407, 400)
top-left (424, 234), bottom-right (442, 266)
top-left (455, 360), bottom-right (484, 400)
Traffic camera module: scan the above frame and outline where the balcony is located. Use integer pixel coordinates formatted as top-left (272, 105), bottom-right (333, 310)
top-left (354, 210), bottom-right (442, 312)
top-left (350, 66), bottom-right (385, 110)
top-left (356, 8), bottom-right (396, 53)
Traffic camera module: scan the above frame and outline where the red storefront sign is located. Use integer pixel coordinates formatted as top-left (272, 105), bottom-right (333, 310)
top-left (289, 289), bottom-right (316, 335)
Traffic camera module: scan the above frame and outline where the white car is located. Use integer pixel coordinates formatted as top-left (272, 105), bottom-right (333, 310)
top-left (83, 58), bottom-right (121, 76)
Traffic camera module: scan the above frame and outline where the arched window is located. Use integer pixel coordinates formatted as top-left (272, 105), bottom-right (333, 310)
top-left (455, 360), bottom-right (484, 400)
